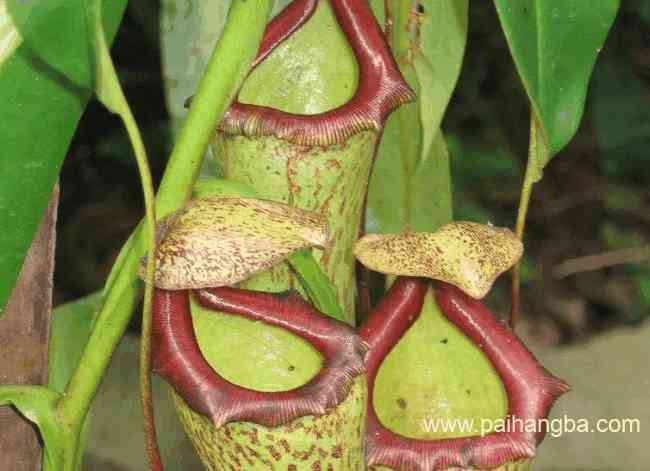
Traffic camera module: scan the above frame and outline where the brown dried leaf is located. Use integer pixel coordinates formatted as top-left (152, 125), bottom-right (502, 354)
top-left (354, 222), bottom-right (523, 299)
top-left (141, 197), bottom-right (329, 289)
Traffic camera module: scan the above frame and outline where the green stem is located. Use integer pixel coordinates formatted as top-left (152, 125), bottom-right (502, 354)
top-left (156, 1), bottom-right (272, 216)
top-left (511, 113), bottom-right (548, 328)
top-left (55, 1), bottom-right (272, 468)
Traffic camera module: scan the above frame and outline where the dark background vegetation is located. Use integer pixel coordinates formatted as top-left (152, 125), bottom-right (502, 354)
top-left (54, 1), bottom-right (649, 350)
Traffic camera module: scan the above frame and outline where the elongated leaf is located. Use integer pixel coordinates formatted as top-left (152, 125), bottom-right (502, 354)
top-left (84, 1), bottom-right (163, 467)
top-left (494, 0), bottom-right (620, 159)
top-left (0, 1), bottom-right (127, 315)
top-left (412, 0), bottom-right (468, 161)
top-left (367, 0), bottom-right (467, 233)
top-left (367, 120), bottom-right (453, 233)
top-left (288, 249), bottom-right (344, 321)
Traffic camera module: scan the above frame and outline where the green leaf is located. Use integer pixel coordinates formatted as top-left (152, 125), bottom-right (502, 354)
top-left (7, 0), bottom-right (92, 87)
top-left (367, 120), bottom-right (453, 233)
top-left (86, 0), bottom-right (127, 113)
top-left (411, 0), bottom-right (468, 161)
top-left (0, 1), bottom-right (127, 316)
top-left (49, 293), bottom-right (102, 394)
top-left (494, 0), bottom-right (620, 159)
top-left (288, 250), bottom-right (344, 322)
top-left (0, 386), bottom-right (64, 470)
top-left (502, 1), bottom-right (620, 305)
top-left (367, 0), bottom-right (467, 233)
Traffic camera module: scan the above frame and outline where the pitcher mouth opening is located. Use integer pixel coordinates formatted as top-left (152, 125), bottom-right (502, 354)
top-left (360, 278), bottom-right (569, 471)
top-left (212, 0), bottom-right (414, 146)
top-left (151, 286), bottom-right (366, 429)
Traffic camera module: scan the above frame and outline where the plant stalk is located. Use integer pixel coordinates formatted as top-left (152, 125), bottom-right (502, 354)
top-left (511, 114), bottom-right (549, 328)
top-left (121, 109), bottom-right (160, 470)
